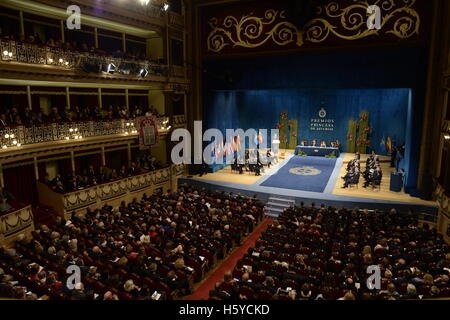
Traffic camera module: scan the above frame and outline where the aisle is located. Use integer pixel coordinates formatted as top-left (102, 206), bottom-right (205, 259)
top-left (185, 218), bottom-right (272, 300)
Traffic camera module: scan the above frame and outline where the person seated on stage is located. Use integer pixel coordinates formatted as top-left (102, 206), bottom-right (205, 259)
top-left (330, 141), bottom-right (336, 148)
top-left (342, 167), bottom-right (359, 188)
top-left (320, 141), bottom-right (326, 148)
top-left (311, 140), bottom-right (317, 147)
top-left (300, 140), bottom-right (307, 146)
top-left (335, 140), bottom-right (341, 149)
top-left (363, 166), bottom-right (382, 188)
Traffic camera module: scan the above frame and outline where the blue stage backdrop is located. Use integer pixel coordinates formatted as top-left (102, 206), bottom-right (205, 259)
top-left (205, 88), bottom-right (410, 156)
top-left (202, 48), bottom-right (428, 194)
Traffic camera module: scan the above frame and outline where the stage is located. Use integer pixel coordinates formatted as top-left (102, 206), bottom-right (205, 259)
top-left (179, 152), bottom-right (438, 215)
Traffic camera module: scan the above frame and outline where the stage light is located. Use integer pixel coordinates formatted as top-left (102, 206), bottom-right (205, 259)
top-left (48, 58), bottom-right (53, 63)
top-left (2, 145), bottom-right (7, 149)
top-left (10, 134), bottom-right (14, 138)
top-left (107, 63), bottom-right (116, 73)
top-left (65, 137), bottom-right (70, 140)
top-left (69, 128), bottom-right (74, 132)
top-left (163, 3), bottom-right (169, 11)
top-left (125, 131), bottom-right (129, 135)
top-left (75, 128), bottom-right (78, 132)
top-left (3, 50), bottom-right (8, 56)
top-left (12, 140), bottom-right (17, 145)
top-left (4, 134), bottom-right (9, 139)
top-left (17, 143), bottom-right (21, 147)
top-left (8, 52), bottom-right (12, 57)
top-left (59, 58), bottom-right (63, 63)
top-left (445, 134), bottom-right (450, 140)
top-left (65, 61), bottom-right (69, 66)
top-left (79, 136), bottom-right (82, 139)
top-left (139, 68), bottom-right (148, 77)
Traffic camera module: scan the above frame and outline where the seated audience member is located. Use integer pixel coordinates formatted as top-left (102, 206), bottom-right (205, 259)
top-left (320, 141), bottom-right (326, 147)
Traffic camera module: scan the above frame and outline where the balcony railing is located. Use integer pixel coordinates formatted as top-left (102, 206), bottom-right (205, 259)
top-left (37, 164), bottom-right (186, 216)
top-left (169, 12), bottom-right (184, 28)
top-left (172, 114), bottom-right (186, 127)
top-left (0, 205), bottom-right (33, 241)
top-left (0, 117), bottom-right (170, 150)
top-left (0, 39), bottom-right (171, 78)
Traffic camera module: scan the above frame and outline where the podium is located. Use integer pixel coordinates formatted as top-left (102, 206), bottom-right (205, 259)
top-left (389, 172), bottom-right (403, 192)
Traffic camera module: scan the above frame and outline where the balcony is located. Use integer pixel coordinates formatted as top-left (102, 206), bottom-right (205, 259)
top-left (0, 205), bottom-right (34, 242)
top-left (0, 39), bottom-right (173, 82)
top-left (0, 117), bottom-right (170, 152)
top-left (36, 164), bottom-right (186, 216)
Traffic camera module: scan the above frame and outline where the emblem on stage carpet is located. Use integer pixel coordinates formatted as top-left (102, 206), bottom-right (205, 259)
top-left (289, 166), bottom-right (322, 176)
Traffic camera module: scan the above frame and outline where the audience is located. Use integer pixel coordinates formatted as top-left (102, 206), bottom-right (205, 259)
top-left (48, 156), bottom-right (164, 193)
top-left (210, 205), bottom-right (450, 300)
top-left (0, 104), bottom-right (162, 128)
top-left (0, 188), bottom-right (264, 300)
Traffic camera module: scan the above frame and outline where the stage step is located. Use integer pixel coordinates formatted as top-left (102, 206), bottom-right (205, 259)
top-left (264, 195), bottom-right (295, 218)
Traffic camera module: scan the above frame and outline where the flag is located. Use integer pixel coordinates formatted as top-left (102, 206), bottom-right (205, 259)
top-left (386, 136), bottom-right (392, 154)
top-left (254, 130), bottom-right (263, 146)
top-left (258, 130), bottom-right (263, 144)
top-left (235, 135), bottom-right (241, 151)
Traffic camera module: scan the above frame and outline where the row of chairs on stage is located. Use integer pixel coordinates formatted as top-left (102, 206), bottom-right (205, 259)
top-left (341, 152), bottom-right (383, 190)
top-left (230, 150), bottom-right (277, 176)
top-left (299, 140), bottom-right (341, 148)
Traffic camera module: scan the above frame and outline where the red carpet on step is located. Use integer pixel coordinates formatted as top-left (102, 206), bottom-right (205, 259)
top-left (186, 218), bottom-right (272, 300)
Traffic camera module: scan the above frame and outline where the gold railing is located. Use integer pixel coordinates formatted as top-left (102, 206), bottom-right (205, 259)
top-left (37, 164), bottom-right (186, 216)
top-left (0, 39), bottom-right (170, 77)
top-left (0, 205), bottom-right (34, 241)
top-left (0, 117), bottom-right (170, 150)
top-left (172, 114), bottom-right (186, 127)
top-left (169, 12), bottom-right (184, 28)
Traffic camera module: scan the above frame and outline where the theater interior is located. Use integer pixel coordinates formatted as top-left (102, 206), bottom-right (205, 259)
top-left (0, 0), bottom-right (450, 305)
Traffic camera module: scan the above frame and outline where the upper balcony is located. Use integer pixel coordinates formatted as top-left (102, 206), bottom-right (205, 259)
top-left (0, 116), bottom-right (179, 162)
top-left (0, 39), bottom-right (189, 87)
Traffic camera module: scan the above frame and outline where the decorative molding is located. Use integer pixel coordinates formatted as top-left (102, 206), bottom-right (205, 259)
top-left (0, 205), bottom-right (34, 239)
top-left (206, 0), bottom-right (421, 53)
top-left (60, 166), bottom-right (179, 212)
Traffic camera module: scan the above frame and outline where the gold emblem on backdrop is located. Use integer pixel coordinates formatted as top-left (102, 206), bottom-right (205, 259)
top-left (207, 0), bottom-right (420, 53)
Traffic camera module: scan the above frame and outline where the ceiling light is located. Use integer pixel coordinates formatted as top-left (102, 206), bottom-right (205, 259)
top-left (4, 134), bottom-right (9, 139)
top-left (3, 50), bottom-right (8, 56)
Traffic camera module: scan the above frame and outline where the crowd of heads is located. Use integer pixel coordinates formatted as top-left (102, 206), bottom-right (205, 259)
top-left (0, 187), bottom-right (263, 300)
top-left (0, 27), bottom-right (152, 63)
top-left (0, 104), bottom-right (161, 128)
top-left (48, 154), bottom-right (163, 193)
top-left (211, 204), bottom-right (450, 300)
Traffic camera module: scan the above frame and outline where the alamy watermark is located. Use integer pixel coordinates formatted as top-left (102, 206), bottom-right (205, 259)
top-left (66, 5), bottom-right (81, 30)
top-left (170, 121), bottom-right (279, 166)
top-left (367, 5), bottom-right (382, 30)
top-left (66, 265), bottom-right (81, 290)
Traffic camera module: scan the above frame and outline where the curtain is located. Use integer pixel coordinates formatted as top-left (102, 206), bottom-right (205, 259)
top-left (3, 164), bottom-right (38, 205)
